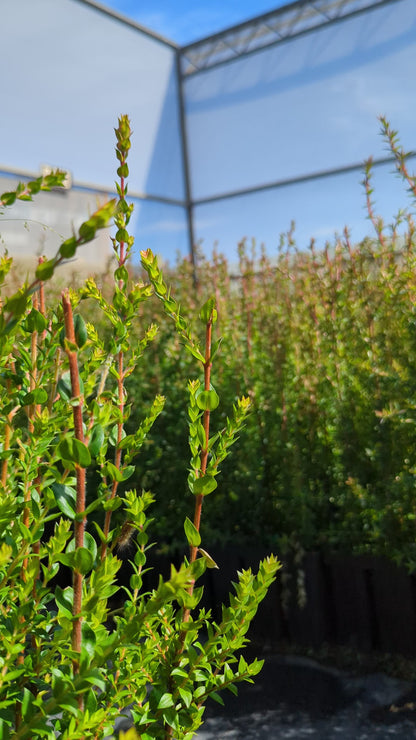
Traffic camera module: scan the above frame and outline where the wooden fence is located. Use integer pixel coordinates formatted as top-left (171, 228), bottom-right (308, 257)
top-left (138, 547), bottom-right (416, 658)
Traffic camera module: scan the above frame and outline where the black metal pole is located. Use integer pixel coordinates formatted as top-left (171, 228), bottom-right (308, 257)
top-left (175, 49), bottom-right (198, 287)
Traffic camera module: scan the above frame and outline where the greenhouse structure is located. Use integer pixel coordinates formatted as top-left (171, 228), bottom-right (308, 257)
top-left (1, 0), bottom-right (416, 269)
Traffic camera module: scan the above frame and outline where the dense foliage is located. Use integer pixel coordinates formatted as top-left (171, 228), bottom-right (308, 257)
top-left (120, 120), bottom-right (416, 571)
top-left (0, 116), bottom-right (279, 739)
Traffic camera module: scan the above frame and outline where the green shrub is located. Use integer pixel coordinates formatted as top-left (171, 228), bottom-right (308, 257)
top-left (120, 119), bottom-right (416, 570)
top-left (0, 116), bottom-right (279, 739)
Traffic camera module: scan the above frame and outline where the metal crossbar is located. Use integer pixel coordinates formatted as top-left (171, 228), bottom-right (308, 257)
top-left (179, 0), bottom-right (402, 76)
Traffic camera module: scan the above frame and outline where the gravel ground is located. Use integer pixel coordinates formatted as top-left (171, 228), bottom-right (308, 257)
top-left (193, 655), bottom-right (416, 739)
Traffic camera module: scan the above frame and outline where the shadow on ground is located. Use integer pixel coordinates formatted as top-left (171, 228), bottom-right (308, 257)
top-left (195, 654), bottom-right (416, 739)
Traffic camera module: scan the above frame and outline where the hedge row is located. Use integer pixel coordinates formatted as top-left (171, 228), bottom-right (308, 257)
top-left (81, 125), bottom-right (416, 569)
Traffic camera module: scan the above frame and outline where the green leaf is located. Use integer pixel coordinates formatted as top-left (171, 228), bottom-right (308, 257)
top-left (238, 655), bottom-right (248, 673)
top-left (21, 388), bottom-right (48, 406)
top-left (115, 228), bottom-right (129, 242)
top-left (85, 688), bottom-right (98, 714)
top-left (59, 236), bottom-right (78, 259)
top-left (57, 374), bottom-right (71, 401)
top-left (51, 483), bottom-right (76, 519)
top-left (104, 461), bottom-right (124, 482)
top-left (195, 422), bottom-right (206, 448)
top-left (199, 297), bottom-right (216, 324)
top-left (81, 669), bottom-right (107, 692)
top-left (209, 691), bottom-right (224, 706)
top-left (27, 178), bottom-right (41, 195)
top-left (5, 290), bottom-right (29, 319)
top-left (57, 436), bottom-right (91, 468)
top-left (196, 389), bottom-right (220, 411)
top-left (171, 668), bottom-right (188, 678)
top-left (178, 687), bottom-right (193, 709)
top-left (121, 465), bottom-right (135, 481)
top-left (23, 307), bottom-right (47, 333)
top-left (109, 424), bottom-right (125, 446)
top-left (92, 521), bottom-right (108, 544)
top-left (21, 687), bottom-right (35, 721)
top-left (210, 337), bottom-right (223, 362)
top-left (78, 219), bottom-right (96, 241)
top-left (184, 517), bottom-right (201, 547)
top-left (67, 532), bottom-right (97, 562)
top-left (57, 372), bottom-right (84, 401)
top-left (192, 475), bottom-right (218, 496)
top-left (58, 701), bottom-right (79, 716)
top-left (248, 658), bottom-right (264, 676)
top-left (1, 191), bottom-right (16, 206)
top-left (102, 496), bottom-right (122, 512)
top-left (114, 265), bottom-right (129, 283)
top-left (35, 259), bottom-right (55, 281)
top-left (55, 585), bottom-right (73, 618)
top-left (190, 557), bottom-right (207, 581)
top-left (184, 344), bottom-right (205, 363)
top-left (116, 163), bottom-right (129, 178)
top-left (74, 547), bottom-right (94, 575)
top-left (88, 424), bottom-right (104, 457)
top-left (157, 693), bottom-right (174, 710)
top-left (74, 314), bottom-right (88, 348)
top-left (130, 574), bottom-right (142, 590)
top-left (73, 438), bottom-right (91, 467)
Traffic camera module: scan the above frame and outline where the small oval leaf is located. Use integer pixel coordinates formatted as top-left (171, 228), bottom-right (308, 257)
top-left (22, 388), bottom-right (48, 406)
top-left (81, 623), bottom-right (96, 658)
top-left (192, 475), bottom-right (218, 496)
top-left (88, 424), bottom-right (104, 457)
top-left (199, 297), bottom-right (216, 324)
top-left (74, 547), bottom-right (94, 575)
top-left (74, 314), bottom-right (88, 348)
top-left (184, 517), bottom-right (201, 547)
top-left (57, 436), bottom-right (91, 468)
top-left (35, 259), bottom-right (55, 281)
top-left (196, 390), bottom-right (219, 412)
top-left (51, 483), bottom-right (76, 519)
top-left (66, 532), bottom-right (97, 562)
top-left (157, 693), bottom-right (174, 710)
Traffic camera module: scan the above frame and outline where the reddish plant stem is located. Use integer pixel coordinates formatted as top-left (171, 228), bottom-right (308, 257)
top-left (118, 174), bottom-right (126, 269)
top-left (179, 316), bottom-right (214, 639)
top-left (16, 290), bottom-right (43, 726)
top-left (176, 316), bottom-right (214, 709)
top-left (189, 315), bottom-right (212, 564)
top-left (21, 295), bottom-right (38, 572)
top-left (101, 162), bottom-right (126, 559)
top-left (32, 280), bottom-right (47, 658)
top-left (62, 292), bottom-right (86, 702)
top-left (364, 161), bottom-right (387, 249)
top-left (33, 280), bottom-right (46, 552)
top-left (1, 372), bottom-right (15, 487)
top-left (101, 349), bottom-right (124, 559)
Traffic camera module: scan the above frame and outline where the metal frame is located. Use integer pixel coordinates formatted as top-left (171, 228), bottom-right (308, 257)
top-left (180, 0), bottom-right (402, 76)
top-left (0, 165), bottom-right (184, 208)
top-left (192, 154), bottom-right (416, 206)
top-left (73, 0), bottom-right (178, 49)
top-left (65, 0), bottom-right (407, 266)
top-left (175, 52), bottom-right (198, 282)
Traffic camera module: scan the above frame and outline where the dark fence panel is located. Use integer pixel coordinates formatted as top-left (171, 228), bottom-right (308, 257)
top-left (117, 546), bottom-right (416, 657)
top-left (327, 555), bottom-right (376, 652)
top-left (371, 558), bottom-right (416, 656)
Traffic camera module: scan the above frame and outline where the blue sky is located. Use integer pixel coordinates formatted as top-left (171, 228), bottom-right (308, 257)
top-left (99, 0), bottom-right (288, 45)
